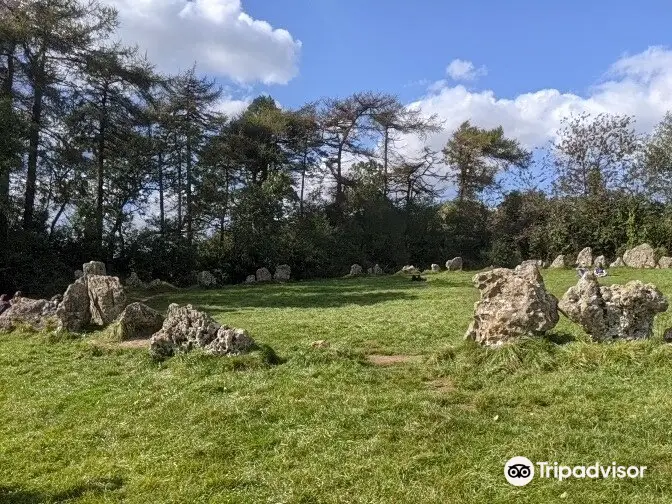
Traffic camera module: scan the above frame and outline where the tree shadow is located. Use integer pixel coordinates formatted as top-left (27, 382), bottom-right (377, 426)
top-left (0, 477), bottom-right (124, 504)
top-left (544, 331), bottom-right (577, 345)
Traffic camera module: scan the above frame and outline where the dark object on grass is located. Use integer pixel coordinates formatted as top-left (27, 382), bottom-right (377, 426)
top-left (664, 328), bottom-right (672, 343)
top-left (411, 275), bottom-right (427, 282)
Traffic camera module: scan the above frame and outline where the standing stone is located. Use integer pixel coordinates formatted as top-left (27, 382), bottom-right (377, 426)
top-left (576, 247), bottom-right (593, 268)
top-left (593, 255), bottom-right (606, 268)
top-left (87, 275), bottom-right (127, 326)
top-left (56, 279), bottom-right (90, 332)
top-left (659, 257), bottom-right (672, 269)
top-left (373, 264), bottom-right (384, 275)
top-left (465, 264), bottom-right (559, 346)
top-left (446, 257), bottom-right (463, 271)
top-left (125, 272), bottom-right (146, 289)
top-left (431, 263), bottom-right (441, 272)
top-left (520, 259), bottom-right (543, 269)
top-left (197, 271), bottom-right (217, 287)
top-left (245, 275), bottom-right (257, 284)
top-left (367, 267), bottom-right (373, 275)
top-left (559, 273), bottom-right (668, 341)
top-left (623, 243), bottom-right (657, 268)
top-left (110, 302), bottom-right (164, 341)
top-left (274, 264), bottom-right (291, 281)
top-left (610, 257), bottom-right (625, 268)
top-left (256, 268), bottom-right (272, 282)
top-left (349, 264), bottom-right (363, 276)
top-left (83, 261), bottom-right (106, 277)
top-left (550, 255), bottom-right (567, 269)
top-left (0, 297), bottom-right (59, 332)
top-left (149, 304), bottom-right (254, 358)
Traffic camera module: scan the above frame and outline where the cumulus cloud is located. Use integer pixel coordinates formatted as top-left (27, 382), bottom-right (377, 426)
top-left (405, 47), bottom-right (672, 157)
top-left (103, 0), bottom-right (302, 84)
top-left (446, 59), bottom-right (487, 81)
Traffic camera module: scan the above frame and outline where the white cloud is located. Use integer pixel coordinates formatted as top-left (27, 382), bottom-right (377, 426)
top-left (213, 96), bottom-right (251, 117)
top-left (406, 47), bottom-right (672, 157)
top-left (446, 59), bottom-right (487, 81)
top-left (103, 0), bottom-right (302, 84)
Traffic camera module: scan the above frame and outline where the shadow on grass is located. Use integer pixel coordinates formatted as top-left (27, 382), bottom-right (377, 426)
top-left (544, 331), bottom-right (578, 345)
top-left (0, 477), bottom-right (123, 503)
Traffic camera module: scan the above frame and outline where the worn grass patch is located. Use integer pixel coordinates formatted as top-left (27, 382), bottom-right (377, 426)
top-left (2, 269), bottom-right (672, 502)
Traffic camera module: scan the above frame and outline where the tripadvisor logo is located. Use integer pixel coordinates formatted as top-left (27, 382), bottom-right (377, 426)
top-left (504, 457), bottom-right (647, 486)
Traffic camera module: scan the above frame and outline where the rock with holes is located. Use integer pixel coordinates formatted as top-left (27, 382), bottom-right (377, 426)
top-left (465, 263), bottom-right (559, 346)
top-left (256, 267), bottom-right (272, 282)
top-left (446, 257), bottom-right (463, 271)
top-left (576, 247), bottom-right (593, 268)
top-left (56, 279), bottom-right (90, 332)
top-left (550, 255), bottom-right (567, 269)
top-left (274, 264), bottom-right (291, 282)
top-left (349, 264), bottom-right (363, 276)
top-left (83, 261), bottom-right (106, 277)
top-left (593, 255), bottom-right (606, 268)
top-left (659, 257), bottom-right (672, 269)
top-left (559, 273), bottom-right (668, 341)
top-left (111, 302), bottom-right (164, 341)
top-left (197, 270), bottom-right (217, 287)
top-left (623, 243), bottom-right (657, 269)
top-left (520, 259), bottom-right (543, 269)
top-left (431, 264), bottom-right (441, 272)
top-left (87, 275), bottom-right (127, 326)
top-left (149, 303), bottom-right (254, 358)
top-left (610, 257), bottom-right (626, 268)
top-left (0, 295), bottom-right (59, 331)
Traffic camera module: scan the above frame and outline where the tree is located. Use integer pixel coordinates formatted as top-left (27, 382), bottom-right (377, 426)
top-left (552, 112), bottom-right (640, 197)
top-left (643, 111), bottom-right (672, 201)
top-left (442, 121), bottom-right (531, 202)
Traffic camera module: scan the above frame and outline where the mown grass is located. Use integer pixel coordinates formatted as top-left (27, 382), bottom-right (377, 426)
top-left (3, 269), bottom-right (672, 502)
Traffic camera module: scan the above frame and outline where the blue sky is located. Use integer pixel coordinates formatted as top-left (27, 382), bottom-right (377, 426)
top-left (107, 0), bottom-right (672, 152)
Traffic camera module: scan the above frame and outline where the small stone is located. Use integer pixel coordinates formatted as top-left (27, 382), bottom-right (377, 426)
top-left (349, 264), bottom-right (363, 276)
top-left (311, 340), bottom-right (330, 349)
top-left (256, 267), bottom-right (272, 282)
top-left (274, 264), bottom-right (291, 281)
top-left (431, 264), bottom-right (441, 272)
top-left (549, 255), bottom-right (567, 269)
top-left (245, 275), bottom-right (257, 284)
top-left (446, 257), bottom-right (463, 271)
top-left (197, 270), bottom-right (217, 287)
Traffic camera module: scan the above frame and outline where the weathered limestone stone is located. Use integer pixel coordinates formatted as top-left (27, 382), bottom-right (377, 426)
top-left (520, 259), bottom-right (543, 269)
top-left (623, 243), bottom-right (657, 269)
top-left (256, 267), bottom-right (272, 282)
top-left (559, 273), bottom-right (668, 341)
top-left (658, 257), bottom-right (672, 269)
top-left (610, 257), bottom-right (626, 268)
top-left (274, 264), bottom-right (291, 281)
top-left (197, 270), bottom-right (217, 287)
top-left (83, 261), bottom-right (106, 277)
top-left (245, 275), bottom-right (257, 284)
top-left (373, 264), bottom-right (384, 275)
top-left (110, 302), bottom-right (164, 341)
top-left (401, 265), bottom-right (421, 275)
top-left (349, 264), bottom-right (363, 276)
top-left (446, 257), bottom-right (463, 271)
top-left (125, 272), bottom-right (146, 289)
top-left (576, 247), bottom-right (593, 268)
top-left (56, 279), bottom-right (90, 332)
top-left (87, 275), bottom-right (127, 326)
top-left (431, 264), bottom-right (441, 272)
top-left (593, 255), bottom-right (606, 268)
top-left (465, 264), bottom-right (559, 346)
top-left (0, 296), bottom-right (59, 331)
top-left (149, 304), bottom-right (254, 358)
top-left (550, 255), bottom-right (567, 269)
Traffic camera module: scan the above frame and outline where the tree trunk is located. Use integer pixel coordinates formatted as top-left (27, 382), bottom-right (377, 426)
top-left (186, 137), bottom-right (193, 245)
top-left (96, 83), bottom-right (109, 256)
top-left (158, 150), bottom-right (165, 236)
top-left (176, 142), bottom-right (182, 236)
top-left (383, 127), bottom-right (389, 197)
top-left (23, 56), bottom-right (46, 230)
top-left (0, 43), bottom-right (15, 255)
top-left (300, 143), bottom-right (307, 217)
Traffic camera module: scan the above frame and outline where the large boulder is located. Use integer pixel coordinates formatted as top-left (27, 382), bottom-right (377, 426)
top-left (610, 257), bottom-right (625, 268)
top-left (576, 247), bottom-right (593, 268)
top-left (623, 243), bottom-right (657, 269)
top-left (274, 264), bottom-right (291, 282)
top-left (559, 274), bottom-right (668, 341)
top-left (659, 257), bottom-right (672, 269)
top-left (431, 263), bottom-right (441, 272)
top-left (349, 264), bottom-right (363, 276)
top-left (465, 264), bottom-right (559, 346)
top-left (111, 302), bottom-right (164, 341)
top-left (593, 255), bottom-right (606, 268)
top-left (56, 279), bottom-right (90, 332)
top-left (550, 255), bottom-right (567, 269)
top-left (149, 304), bottom-right (254, 358)
top-left (87, 275), bottom-right (127, 326)
top-left (197, 270), bottom-right (217, 287)
top-left (83, 261), bottom-right (106, 277)
top-left (446, 257), bottom-right (463, 271)
top-left (0, 295), bottom-right (59, 331)
top-left (256, 267), bottom-right (272, 282)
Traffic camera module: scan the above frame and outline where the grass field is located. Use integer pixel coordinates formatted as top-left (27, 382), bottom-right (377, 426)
top-left (3, 269), bottom-right (672, 503)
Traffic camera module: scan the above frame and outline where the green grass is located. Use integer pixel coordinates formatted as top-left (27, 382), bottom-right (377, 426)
top-left (3, 269), bottom-right (672, 502)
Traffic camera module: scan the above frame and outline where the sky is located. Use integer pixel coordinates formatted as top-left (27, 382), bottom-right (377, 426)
top-left (103, 0), bottom-right (672, 156)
